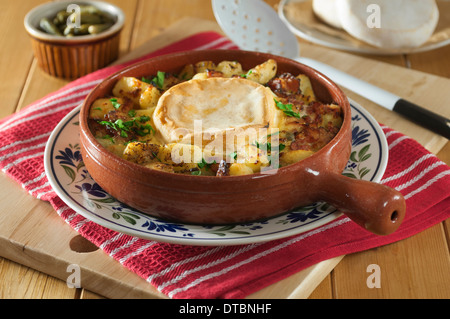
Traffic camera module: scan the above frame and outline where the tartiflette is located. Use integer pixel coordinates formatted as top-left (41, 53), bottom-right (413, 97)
top-left (88, 59), bottom-right (343, 176)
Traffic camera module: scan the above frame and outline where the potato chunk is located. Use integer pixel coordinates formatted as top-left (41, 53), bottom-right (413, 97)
top-left (297, 74), bottom-right (316, 102)
top-left (228, 163), bottom-right (254, 176)
top-left (123, 142), bottom-right (161, 164)
top-left (139, 85), bottom-right (161, 109)
top-left (280, 149), bottom-right (314, 166)
top-left (234, 144), bottom-right (270, 173)
top-left (194, 61), bottom-right (216, 73)
top-left (112, 77), bottom-right (150, 108)
top-left (216, 61), bottom-right (243, 78)
top-left (245, 59), bottom-right (277, 84)
top-left (89, 97), bottom-right (127, 120)
top-left (178, 64), bottom-right (195, 81)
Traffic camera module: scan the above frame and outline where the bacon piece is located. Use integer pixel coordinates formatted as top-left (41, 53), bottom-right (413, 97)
top-left (267, 73), bottom-right (301, 97)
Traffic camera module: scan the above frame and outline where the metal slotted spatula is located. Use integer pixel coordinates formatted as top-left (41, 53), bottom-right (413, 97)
top-left (211, 0), bottom-right (450, 139)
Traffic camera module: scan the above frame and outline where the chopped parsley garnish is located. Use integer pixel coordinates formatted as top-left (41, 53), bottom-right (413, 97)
top-left (153, 71), bottom-right (165, 89)
top-left (141, 77), bottom-right (151, 84)
top-left (197, 158), bottom-right (208, 169)
top-left (138, 115), bottom-right (150, 122)
top-left (274, 99), bottom-right (303, 119)
top-left (229, 151), bottom-right (238, 160)
top-left (110, 98), bottom-right (121, 109)
top-left (253, 140), bottom-right (264, 149)
top-left (253, 140), bottom-right (285, 152)
top-left (241, 69), bottom-right (253, 78)
top-left (142, 71), bottom-right (165, 89)
top-left (152, 151), bottom-right (161, 162)
top-left (180, 72), bottom-right (190, 80)
top-left (99, 119), bottom-right (129, 137)
top-left (198, 158), bottom-right (216, 170)
top-left (98, 116), bottom-right (154, 139)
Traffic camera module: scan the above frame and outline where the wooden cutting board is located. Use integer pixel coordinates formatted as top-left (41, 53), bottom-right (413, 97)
top-left (0, 17), bottom-right (449, 299)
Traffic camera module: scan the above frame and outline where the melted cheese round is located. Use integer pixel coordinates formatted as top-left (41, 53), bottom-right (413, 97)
top-left (152, 77), bottom-right (277, 148)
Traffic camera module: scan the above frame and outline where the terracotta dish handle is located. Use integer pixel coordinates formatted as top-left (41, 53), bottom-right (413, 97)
top-left (315, 173), bottom-right (406, 235)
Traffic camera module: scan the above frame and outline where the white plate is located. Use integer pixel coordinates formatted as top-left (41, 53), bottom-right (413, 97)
top-left (44, 98), bottom-right (388, 246)
top-left (279, 0), bottom-right (450, 55)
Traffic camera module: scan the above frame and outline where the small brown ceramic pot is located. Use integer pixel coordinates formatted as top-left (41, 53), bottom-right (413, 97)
top-left (79, 50), bottom-right (406, 235)
top-left (24, 1), bottom-right (125, 80)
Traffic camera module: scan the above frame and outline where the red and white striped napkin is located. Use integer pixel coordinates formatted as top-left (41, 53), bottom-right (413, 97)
top-left (1, 32), bottom-right (449, 299)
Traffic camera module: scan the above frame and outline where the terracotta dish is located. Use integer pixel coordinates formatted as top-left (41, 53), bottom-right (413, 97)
top-left (79, 50), bottom-right (406, 235)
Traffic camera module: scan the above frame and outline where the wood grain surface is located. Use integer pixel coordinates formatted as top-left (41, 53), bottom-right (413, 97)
top-left (0, 0), bottom-right (448, 299)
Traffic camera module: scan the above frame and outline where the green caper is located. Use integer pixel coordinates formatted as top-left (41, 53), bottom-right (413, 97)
top-left (79, 5), bottom-right (102, 15)
top-left (68, 12), bottom-right (103, 25)
top-left (73, 24), bottom-right (91, 35)
top-left (55, 10), bottom-right (70, 25)
top-left (39, 5), bottom-right (115, 37)
top-left (88, 23), bottom-right (113, 34)
top-left (39, 17), bottom-right (63, 36)
top-left (63, 25), bottom-right (74, 36)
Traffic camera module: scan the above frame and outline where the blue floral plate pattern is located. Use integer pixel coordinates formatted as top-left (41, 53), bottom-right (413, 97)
top-left (44, 99), bottom-right (388, 246)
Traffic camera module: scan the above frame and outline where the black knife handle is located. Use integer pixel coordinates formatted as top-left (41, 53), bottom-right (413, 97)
top-left (393, 99), bottom-right (450, 139)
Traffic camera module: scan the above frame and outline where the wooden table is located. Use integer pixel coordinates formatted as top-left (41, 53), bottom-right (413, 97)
top-left (0, 0), bottom-right (449, 299)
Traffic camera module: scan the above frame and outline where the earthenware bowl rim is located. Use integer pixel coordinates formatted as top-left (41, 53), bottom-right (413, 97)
top-left (79, 49), bottom-right (351, 183)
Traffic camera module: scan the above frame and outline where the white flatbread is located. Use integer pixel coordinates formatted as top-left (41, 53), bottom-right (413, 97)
top-left (312, 0), bottom-right (343, 29)
top-left (337, 0), bottom-right (439, 49)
